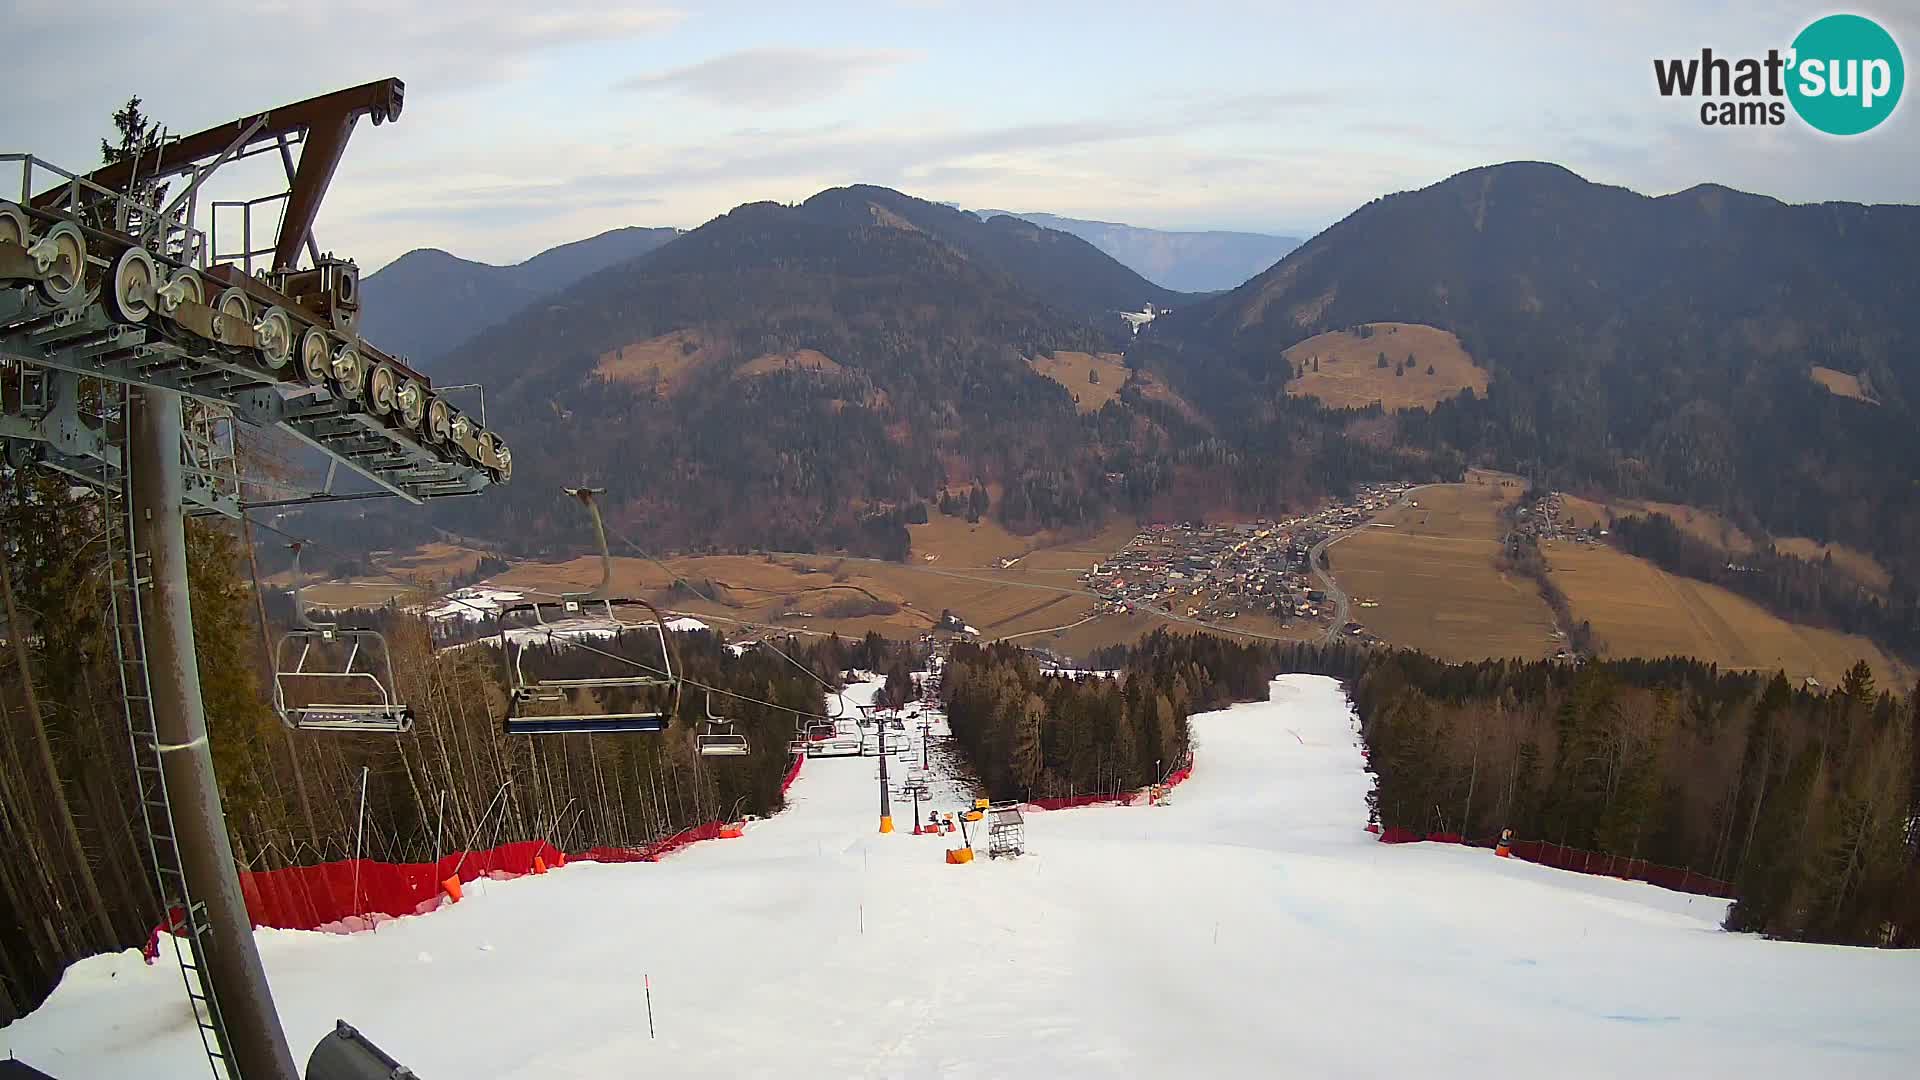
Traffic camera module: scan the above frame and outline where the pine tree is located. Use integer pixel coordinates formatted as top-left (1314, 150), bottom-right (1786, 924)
top-left (100, 97), bottom-right (169, 212)
top-left (1013, 692), bottom-right (1045, 795)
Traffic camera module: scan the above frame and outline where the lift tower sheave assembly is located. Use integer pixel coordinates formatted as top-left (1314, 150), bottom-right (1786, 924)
top-left (1, 78), bottom-right (510, 1080)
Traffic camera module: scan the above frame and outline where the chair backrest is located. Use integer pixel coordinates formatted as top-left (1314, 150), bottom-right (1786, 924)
top-left (272, 626), bottom-right (411, 734)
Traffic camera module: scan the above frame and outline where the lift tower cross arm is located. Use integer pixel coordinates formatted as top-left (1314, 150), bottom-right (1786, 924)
top-left (34, 78), bottom-right (405, 270)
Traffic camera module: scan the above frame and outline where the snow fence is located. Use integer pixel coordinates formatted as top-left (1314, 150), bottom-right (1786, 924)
top-left (1376, 829), bottom-right (1733, 899)
top-left (149, 753), bottom-right (810, 952)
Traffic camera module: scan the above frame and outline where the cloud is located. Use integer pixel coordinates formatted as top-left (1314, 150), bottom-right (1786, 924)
top-left (617, 47), bottom-right (917, 107)
top-left (7, 1), bottom-right (686, 167)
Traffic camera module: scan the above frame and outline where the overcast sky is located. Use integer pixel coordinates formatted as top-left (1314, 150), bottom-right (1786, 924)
top-left (12, 0), bottom-right (1917, 270)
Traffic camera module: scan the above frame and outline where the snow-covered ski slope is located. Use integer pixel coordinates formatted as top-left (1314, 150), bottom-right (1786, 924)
top-left (10, 676), bottom-right (1919, 1077)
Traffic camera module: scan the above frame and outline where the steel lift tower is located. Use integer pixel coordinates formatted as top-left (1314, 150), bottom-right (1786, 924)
top-left (1, 79), bottom-right (510, 1079)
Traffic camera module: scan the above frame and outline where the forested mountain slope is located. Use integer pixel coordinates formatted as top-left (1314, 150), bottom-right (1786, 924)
top-left (359, 226), bottom-right (681, 369)
top-left (1141, 162), bottom-right (1920, 599)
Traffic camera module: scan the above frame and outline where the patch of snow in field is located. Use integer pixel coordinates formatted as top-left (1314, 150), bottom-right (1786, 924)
top-left (423, 587), bottom-right (525, 622)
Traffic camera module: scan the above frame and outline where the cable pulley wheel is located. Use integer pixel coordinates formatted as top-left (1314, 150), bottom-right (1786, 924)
top-left (297, 327), bottom-right (332, 384)
top-left (254, 307), bottom-right (295, 370)
top-left (426, 397), bottom-right (452, 444)
top-left (395, 379), bottom-right (427, 429)
top-left (32, 221), bottom-right (87, 306)
top-left (105, 246), bottom-right (158, 324)
top-left (331, 345), bottom-right (366, 399)
top-left (213, 287), bottom-right (252, 344)
top-left (159, 267), bottom-right (203, 316)
top-left (367, 363), bottom-right (399, 415)
top-left (0, 202), bottom-right (29, 250)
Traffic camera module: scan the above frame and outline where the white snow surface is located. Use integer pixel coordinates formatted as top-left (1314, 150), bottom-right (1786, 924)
top-left (11, 675), bottom-right (1919, 1077)
top-left (423, 587), bottom-right (525, 622)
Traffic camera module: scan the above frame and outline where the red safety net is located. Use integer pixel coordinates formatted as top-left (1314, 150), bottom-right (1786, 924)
top-left (574, 821), bottom-right (725, 865)
top-left (1372, 829), bottom-right (1733, 899)
top-left (150, 753), bottom-right (815, 954)
top-left (147, 838), bottom-right (567, 956)
top-left (1505, 839), bottom-right (1734, 899)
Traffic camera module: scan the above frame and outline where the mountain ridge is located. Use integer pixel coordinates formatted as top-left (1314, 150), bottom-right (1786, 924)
top-left (976, 209), bottom-right (1300, 292)
top-left (358, 225), bottom-right (683, 370)
top-left (1143, 160), bottom-right (1920, 592)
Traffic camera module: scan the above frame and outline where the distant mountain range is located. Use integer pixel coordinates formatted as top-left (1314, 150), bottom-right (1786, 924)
top-left (805, 187), bottom-right (1189, 320)
top-left (1144, 160), bottom-right (1920, 591)
top-left (412, 185), bottom-right (1208, 556)
top-left (974, 210), bottom-right (1299, 293)
top-left (358, 226), bottom-right (682, 370)
top-left (335, 167), bottom-right (1920, 647)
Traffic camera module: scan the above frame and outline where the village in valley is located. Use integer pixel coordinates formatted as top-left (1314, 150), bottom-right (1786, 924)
top-left (1078, 482), bottom-right (1417, 638)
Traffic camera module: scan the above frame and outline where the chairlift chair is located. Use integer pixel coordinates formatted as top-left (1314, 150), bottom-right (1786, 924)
top-left (697, 689), bottom-right (750, 757)
top-left (500, 488), bottom-right (684, 735)
top-left (272, 544), bottom-right (413, 734)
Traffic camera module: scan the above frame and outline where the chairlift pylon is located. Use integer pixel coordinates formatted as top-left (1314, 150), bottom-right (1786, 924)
top-left (271, 543), bottom-right (413, 733)
top-left (697, 689), bottom-right (750, 757)
top-left (500, 487), bottom-right (683, 735)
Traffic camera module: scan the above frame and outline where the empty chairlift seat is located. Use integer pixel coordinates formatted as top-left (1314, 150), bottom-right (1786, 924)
top-left (499, 487), bottom-right (685, 736)
top-left (500, 595), bottom-right (682, 735)
top-left (697, 689), bottom-right (749, 757)
top-left (272, 544), bottom-right (412, 734)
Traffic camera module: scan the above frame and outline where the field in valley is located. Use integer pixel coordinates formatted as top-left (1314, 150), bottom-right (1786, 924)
top-left (1809, 364), bottom-right (1877, 404)
top-left (1543, 541), bottom-right (1911, 687)
top-left (1325, 474), bottom-right (1562, 662)
top-left (1282, 322), bottom-right (1488, 412)
top-left (1557, 495), bottom-right (1894, 595)
top-left (1325, 476), bottom-right (1910, 682)
top-left (1028, 350), bottom-right (1129, 413)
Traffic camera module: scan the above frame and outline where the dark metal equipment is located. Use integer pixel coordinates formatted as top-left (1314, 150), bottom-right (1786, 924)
top-left (698, 689), bottom-right (750, 756)
top-left (500, 489), bottom-right (683, 735)
top-left (2, 79), bottom-right (510, 1080)
top-left (303, 1020), bottom-right (419, 1080)
top-left (272, 544), bottom-right (412, 733)
top-left (2, 78), bottom-right (511, 508)
top-left (987, 804), bottom-right (1025, 859)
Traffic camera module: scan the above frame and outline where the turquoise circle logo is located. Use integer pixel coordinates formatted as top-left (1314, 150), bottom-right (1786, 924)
top-left (1788, 14), bottom-right (1904, 135)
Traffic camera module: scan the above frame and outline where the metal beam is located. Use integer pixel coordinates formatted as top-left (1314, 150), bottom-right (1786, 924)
top-left (34, 79), bottom-right (403, 209)
top-left (130, 387), bottom-right (299, 1079)
top-left (271, 114), bottom-right (355, 271)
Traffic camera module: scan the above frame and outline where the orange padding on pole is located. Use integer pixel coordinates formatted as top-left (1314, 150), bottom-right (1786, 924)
top-left (719, 824), bottom-right (745, 839)
top-left (533, 856), bottom-right (548, 874)
top-left (441, 876), bottom-right (462, 903)
top-left (945, 847), bottom-right (974, 864)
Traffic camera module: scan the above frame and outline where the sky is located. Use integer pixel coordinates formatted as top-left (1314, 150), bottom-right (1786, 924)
top-left (10, 0), bottom-right (1918, 271)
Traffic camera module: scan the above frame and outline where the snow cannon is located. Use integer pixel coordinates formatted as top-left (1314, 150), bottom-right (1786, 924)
top-left (306, 1019), bottom-right (418, 1080)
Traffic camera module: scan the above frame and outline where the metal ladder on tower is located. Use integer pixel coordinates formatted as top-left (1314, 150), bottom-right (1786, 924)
top-left (103, 383), bottom-right (237, 1080)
